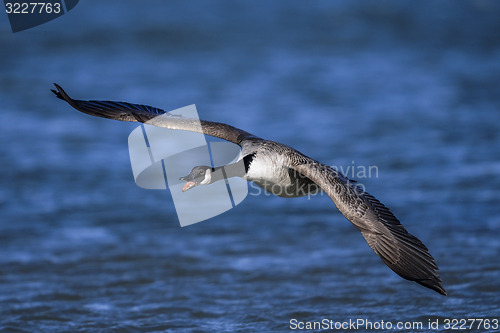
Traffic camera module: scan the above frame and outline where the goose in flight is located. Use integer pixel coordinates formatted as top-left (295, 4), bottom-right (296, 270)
top-left (51, 83), bottom-right (446, 295)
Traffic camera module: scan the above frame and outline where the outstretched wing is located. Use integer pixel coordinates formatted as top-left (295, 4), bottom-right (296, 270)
top-left (290, 162), bottom-right (446, 295)
top-left (52, 84), bottom-right (258, 145)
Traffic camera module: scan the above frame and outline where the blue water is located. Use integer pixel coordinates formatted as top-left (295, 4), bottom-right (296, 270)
top-left (1, 1), bottom-right (500, 332)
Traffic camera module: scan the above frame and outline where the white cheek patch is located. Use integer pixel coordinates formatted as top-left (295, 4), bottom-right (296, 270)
top-left (199, 170), bottom-right (212, 185)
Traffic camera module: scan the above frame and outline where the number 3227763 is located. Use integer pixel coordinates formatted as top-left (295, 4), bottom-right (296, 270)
top-left (5, 2), bottom-right (61, 14)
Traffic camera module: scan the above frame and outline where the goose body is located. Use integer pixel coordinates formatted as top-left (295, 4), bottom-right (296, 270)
top-left (52, 84), bottom-right (446, 295)
top-left (240, 139), bottom-right (321, 198)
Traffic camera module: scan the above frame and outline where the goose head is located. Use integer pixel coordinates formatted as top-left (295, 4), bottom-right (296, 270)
top-left (179, 166), bottom-right (213, 192)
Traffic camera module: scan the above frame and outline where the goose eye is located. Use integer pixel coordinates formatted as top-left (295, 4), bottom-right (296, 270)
top-left (199, 170), bottom-right (205, 175)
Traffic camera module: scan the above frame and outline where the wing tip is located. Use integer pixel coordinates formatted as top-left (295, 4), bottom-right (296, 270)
top-left (51, 83), bottom-right (62, 99)
top-left (51, 83), bottom-right (72, 103)
top-left (417, 277), bottom-right (447, 296)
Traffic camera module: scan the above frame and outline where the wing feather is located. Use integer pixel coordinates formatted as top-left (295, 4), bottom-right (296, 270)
top-left (52, 84), bottom-right (257, 145)
top-left (289, 162), bottom-right (446, 295)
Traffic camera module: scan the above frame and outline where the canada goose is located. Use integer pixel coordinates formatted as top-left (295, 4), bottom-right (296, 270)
top-left (52, 83), bottom-right (446, 295)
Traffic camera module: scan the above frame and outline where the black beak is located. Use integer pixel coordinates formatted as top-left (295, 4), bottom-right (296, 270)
top-left (179, 174), bottom-right (193, 181)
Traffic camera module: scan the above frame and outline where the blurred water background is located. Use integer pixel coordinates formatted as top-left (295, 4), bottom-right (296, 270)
top-left (1, 0), bottom-right (500, 331)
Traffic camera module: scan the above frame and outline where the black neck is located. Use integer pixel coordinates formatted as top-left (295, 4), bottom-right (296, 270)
top-left (210, 161), bottom-right (246, 183)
